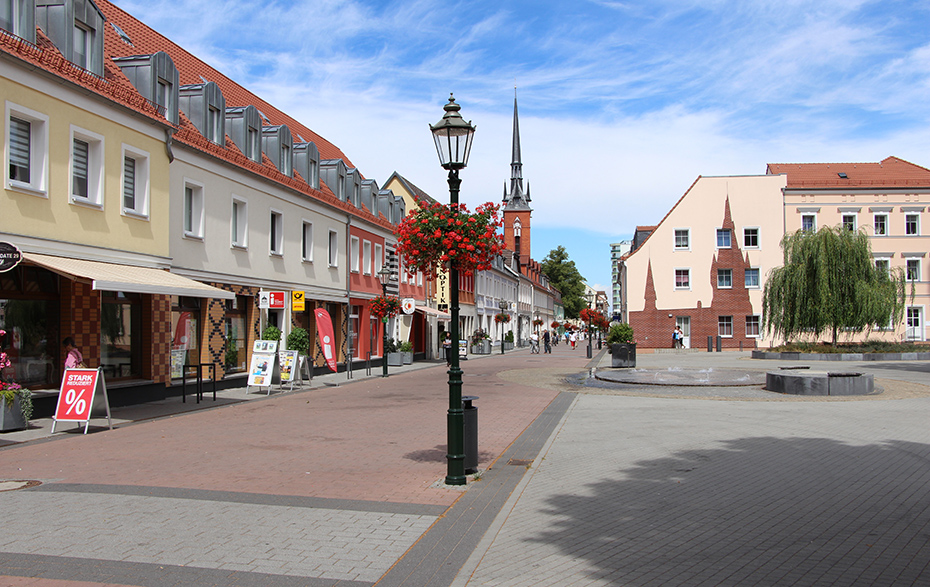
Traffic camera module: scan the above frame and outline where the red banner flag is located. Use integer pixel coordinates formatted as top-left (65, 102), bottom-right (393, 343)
top-left (314, 308), bottom-right (338, 372)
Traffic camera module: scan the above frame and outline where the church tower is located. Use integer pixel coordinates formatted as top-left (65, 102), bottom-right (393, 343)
top-left (502, 91), bottom-right (532, 268)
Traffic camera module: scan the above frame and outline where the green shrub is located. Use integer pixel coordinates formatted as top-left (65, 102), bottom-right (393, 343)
top-left (261, 325), bottom-right (281, 343)
top-left (384, 337), bottom-right (398, 353)
top-left (606, 323), bottom-right (635, 345)
top-left (398, 340), bottom-right (413, 352)
top-left (504, 331), bottom-right (514, 343)
top-left (286, 327), bottom-right (311, 355)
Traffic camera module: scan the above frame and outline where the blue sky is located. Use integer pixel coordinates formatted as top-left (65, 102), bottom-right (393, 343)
top-left (120, 0), bottom-right (930, 297)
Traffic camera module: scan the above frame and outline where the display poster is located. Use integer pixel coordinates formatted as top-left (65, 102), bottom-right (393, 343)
top-left (292, 291), bottom-right (305, 312)
top-left (248, 339), bottom-right (278, 389)
top-left (52, 368), bottom-right (112, 434)
top-left (459, 339), bottom-right (468, 358)
top-left (278, 350), bottom-right (299, 383)
top-left (314, 308), bottom-right (338, 372)
top-left (170, 350), bottom-right (186, 380)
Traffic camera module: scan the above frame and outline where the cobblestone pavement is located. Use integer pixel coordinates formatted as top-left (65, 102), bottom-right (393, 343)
top-left (2, 346), bottom-right (930, 586)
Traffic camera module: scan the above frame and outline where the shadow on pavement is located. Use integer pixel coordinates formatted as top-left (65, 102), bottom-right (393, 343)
top-left (529, 437), bottom-right (930, 586)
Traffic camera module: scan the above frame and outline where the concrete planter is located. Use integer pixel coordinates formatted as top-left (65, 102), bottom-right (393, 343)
top-left (470, 341), bottom-right (491, 355)
top-left (0, 394), bottom-right (27, 432)
top-left (609, 343), bottom-right (637, 368)
top-left (402, 351), bottom-right (413, 364)
top-left (503, 342), bottom-right (514, 350)
top-left (387, 352), bottom-right (404, 366)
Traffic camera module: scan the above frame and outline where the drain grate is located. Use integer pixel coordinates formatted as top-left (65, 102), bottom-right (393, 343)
top-left (0, 480), bottom-right (42, 492)
top-left (508, 459), bottom-right (533, 466)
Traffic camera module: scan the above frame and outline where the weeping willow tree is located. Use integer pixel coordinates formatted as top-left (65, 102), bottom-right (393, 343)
top-left (762, 226), bottom-right (907, 346)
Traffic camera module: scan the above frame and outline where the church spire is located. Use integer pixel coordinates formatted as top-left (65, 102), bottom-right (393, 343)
top-left (504, 88), bottom-right (531, 210)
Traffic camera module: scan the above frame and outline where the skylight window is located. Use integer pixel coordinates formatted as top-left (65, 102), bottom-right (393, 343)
top-left (110, 22), bottom-right (133, 46)
top-left (838, 172), bottom-right (848, 179)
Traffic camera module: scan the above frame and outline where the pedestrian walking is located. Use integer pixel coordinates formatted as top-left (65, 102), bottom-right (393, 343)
top-left (569, 331), bottom-right (576, 350)
top-left (543, 329), bottom-right (551, 353)
top-left (675, 326), bottom-right (684, 349)
top-left (530, 331), bottom-right (540, 353)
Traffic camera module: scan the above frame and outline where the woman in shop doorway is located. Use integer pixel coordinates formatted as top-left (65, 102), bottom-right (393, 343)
top-left (63, 337), bottom-right (84, 369)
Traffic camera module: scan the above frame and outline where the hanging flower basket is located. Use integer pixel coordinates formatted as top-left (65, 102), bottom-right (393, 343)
top-left (532, 319), bottom-right (544, 327)
top-left (551, 321), bottom-right (560, 329)
top-left (370, 295), bottom-right (401, 319)
top-left (580, 308), bottom-right (600, 325)
top-left (494, 312), bottom-right (511, 324)
top-left (395, 197), bottom-right (505, 276)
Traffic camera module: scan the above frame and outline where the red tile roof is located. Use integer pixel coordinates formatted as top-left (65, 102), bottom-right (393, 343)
top-left (767, 156), bottom-right (930, 188)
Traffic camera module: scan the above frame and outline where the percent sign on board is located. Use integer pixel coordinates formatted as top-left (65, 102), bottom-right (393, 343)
top-left (64, 387), bottom-right (88, 416)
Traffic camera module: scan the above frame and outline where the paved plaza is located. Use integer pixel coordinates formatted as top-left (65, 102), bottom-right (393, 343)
top-left (1, 346), bottom-right (929, 586)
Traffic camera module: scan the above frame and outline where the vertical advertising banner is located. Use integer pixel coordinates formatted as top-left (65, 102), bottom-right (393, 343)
top-left (314, 308), bottom-right (338, 372)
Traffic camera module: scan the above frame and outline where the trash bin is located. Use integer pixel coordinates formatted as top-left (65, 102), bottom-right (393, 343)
top-left (463, 395), bottom-right (479, 474)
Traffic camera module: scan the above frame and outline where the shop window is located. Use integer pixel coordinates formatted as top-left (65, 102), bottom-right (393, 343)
top-left (224, 295), bottom-right (249, 374)
top-left (0, 266), bottom-right (59, 389)
top-left (101, 291), bottom-right (142, 379)
top-left (350, 305), bottom-right (360, 359)
top-left (171, 296), bottom-right (201, 379)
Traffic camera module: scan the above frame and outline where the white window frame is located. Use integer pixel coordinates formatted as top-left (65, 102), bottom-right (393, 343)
top-left (417, 271), bottom-right (423, 287)
top-left (743, 227), bottom-right (759, 249)
top-left (5, 102), bottom-right (49, 197)
top-left (745, 315), bottom-right (760, 338)
top-left (744, 267), bottom-right (760, 289)
top-left (873, 213), bottom-right (888, 236)
top-left (301, 220), bottom-right (313, 262)
top-left (718, 316), bottom-right (733, 338)
top-left (674, 268), bottom-right (690, 290)
top-left (906, 306), bottom-right (924, 341)
top-left (69, 125), bottom-right (105, 207)
top-left (350, 236), bottom-right (360, 273)
top-left (801, 214), bottom-right (817, 232)
top-left (717, 268), bottom-right (733, 289)
top-left (842, 213), bottom-right (857, 232)
top-left (716, 228), bottom-right (731, 249)
top-left (182, 179), bottom-right (205, 239)
top-left (362, 240), bottom-right (372, 275)
top-left (120, 144), bottom-right (150, 218)
top-left (874, 257), bottom-right (891, 275)
top-left (328, 230), bottom-right (339, 267)
top-left (905, 214), bottom-right (920, 236)
top-left (906, 258), bottom-right (921, 282)
top-left (374, 243), bottom-right (383, 274)
top-left (270, 209), bottom-right (284, 256)
top-left (231, 197), bottom-right (248, 249)
top-left (674, 228), bottom-right (690, 250)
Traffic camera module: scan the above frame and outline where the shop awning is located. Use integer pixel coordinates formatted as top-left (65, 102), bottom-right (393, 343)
top-left (415, 305), bottom-right (451, 320)
top-left (24, 253), bottom-right (235, 299)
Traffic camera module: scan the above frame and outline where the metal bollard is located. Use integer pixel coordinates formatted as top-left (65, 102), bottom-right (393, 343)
top-left (707, 336), bottom-right (713, 352)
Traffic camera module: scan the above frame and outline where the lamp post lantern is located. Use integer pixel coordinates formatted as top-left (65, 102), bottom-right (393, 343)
top-left (498, 299), bottom-right (508, 355)
top-left (585, 291), bottom-right (595, 359)
top-left (378, 265), bottom-right (392, 377)
top-left (431, 94), bottom-right (476, 486)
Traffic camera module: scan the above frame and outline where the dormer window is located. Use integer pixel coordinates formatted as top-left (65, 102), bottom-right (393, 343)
top-left (320, 159), bottom-right (348, 201)
top-left (293, 142), bottom-right (320, 189)
top-left (248, 127), bottom-right (259, 160)
top-left (224, 106), bottom-right (262, 163)
top-left (261, 125), bottom-right (293, 177)
top-left (35, 0), bottom-right (103, 74)
top-left (180, 82), bottom-right (226, 145)
top-left (113, 52), bottom-right (180, 124)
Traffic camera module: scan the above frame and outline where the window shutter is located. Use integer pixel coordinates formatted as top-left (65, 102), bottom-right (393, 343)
top-left (72, 139), bottom-right (89, 197)
top-left (9, 117), bottom-right (31, 181)
top-left (123, 156), bottom-right (136, 209)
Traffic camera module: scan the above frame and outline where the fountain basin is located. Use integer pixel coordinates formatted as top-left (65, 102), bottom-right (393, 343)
top-left (765, 370), bottom-right (874, 396)
top-left (595, 368), bottom-right (766, 387)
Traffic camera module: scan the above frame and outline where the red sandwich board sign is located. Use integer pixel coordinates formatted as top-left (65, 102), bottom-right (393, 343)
top-left (51, 368), bottom-right (112, 434)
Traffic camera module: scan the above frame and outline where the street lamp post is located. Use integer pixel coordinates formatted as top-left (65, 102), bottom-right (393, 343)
top-left (431, 94), bottom-right (475, 486)
top-left (378, 265), bottom-right (392, 377)
top-left (586, 291), bottom-right (594, 359)
top-left (498, 300), bottom-right (508, 355)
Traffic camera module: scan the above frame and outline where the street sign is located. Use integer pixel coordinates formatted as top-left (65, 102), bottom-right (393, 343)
top-left (269, 291), bottom-right (286, 309)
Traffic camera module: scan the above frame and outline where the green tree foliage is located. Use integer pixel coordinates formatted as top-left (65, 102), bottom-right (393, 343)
top-left (762, 226), bottom-right (907, 345)
top-left (540, 246), bottom-right (586, 318)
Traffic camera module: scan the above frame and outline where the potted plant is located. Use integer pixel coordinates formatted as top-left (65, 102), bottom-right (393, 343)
top-left (1, 330), bottom-right (33, 432)
top-left (606, 323), bottom-right (636, 368)
top-left (470, 330), bottom-right (491, 354)
top-left (287, 327), bottom-right (311, 357)
top-left (504, 330), bottom-right (514, 350)
top-left (398, 340), bottom-right (414, 364)
top-left (385, 338), bottom-right (403, 366)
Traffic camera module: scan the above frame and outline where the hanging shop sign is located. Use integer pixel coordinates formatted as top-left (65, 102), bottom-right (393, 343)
top-left (51, 368), bottom-right (112, 434)
top-left (258, 291), bottom-right (287, 310)
top-left (292, 291), bottom-right (306, 312)
top-left (0, 242), bottom-right (23, 273)
top-left (402, 298), bottom-right (416, 314)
